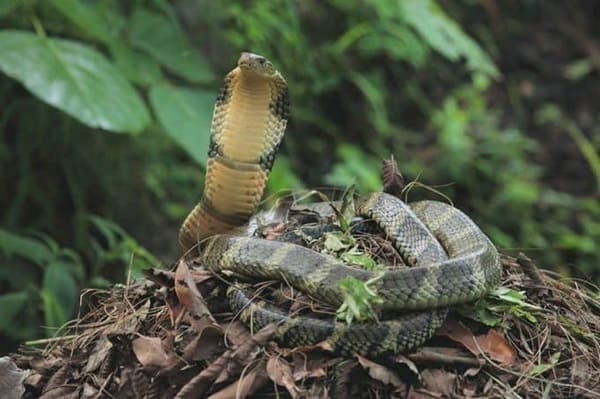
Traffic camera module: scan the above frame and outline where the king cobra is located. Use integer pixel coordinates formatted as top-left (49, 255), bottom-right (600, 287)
top-left (179, 52), bottom-right (288, 251)
top-left (180, 53), bottom-right (502, 356)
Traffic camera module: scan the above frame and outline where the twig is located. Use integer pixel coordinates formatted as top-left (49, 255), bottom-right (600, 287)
top-left (407, 347), bottom-right (484, 368)
top-left (24, 335), bottom-right (78, 346)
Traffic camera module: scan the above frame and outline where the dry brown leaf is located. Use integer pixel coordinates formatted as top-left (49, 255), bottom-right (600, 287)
top-left (207, 362), bottom-right (269, 399)
top-left (407, 387), bottom-right (443, 399)
top-left (174, 259), bottom-right (218, 332)
top-left (174, 259), bottom-right (200, 309)
top-left (38, 386), bottom-right (79, 399)
top-left (43, 364), bottom-right (69, 394)
top-left (214, 323), bottom-right (278, 385)
top-left (421, 369), bottom-right (456, 397)
top-left (81, 382), bottom-right (98, 398)
top-left (224, 321), bottom-right (252, 348)
top-left (189, 267), bottom-right (214, 284)
top-left (175, 354), bottom-right (230, 398)
top-left (132, 336), bottom-right (175, 367)
top-left (84, 336), bottom-right (113, 373)
top-left (476, 329), bottom-right (517, 365)
top-left (266, 356), bottom-right (299, 398)
top-left (439, 319), bottom-right (516, 366)
top-left (23, 372), bottom-right (43, 389)
top-left (356, 355), bottom-right (405, 389)
top-left (291, 354), bottom-right (328, 381)
top-left (182, 326), bottom-right (224, 362)
top-left (165, 288), bottom-right (185, 326)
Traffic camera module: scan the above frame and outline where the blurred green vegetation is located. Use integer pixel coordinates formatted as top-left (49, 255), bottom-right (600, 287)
top-left (0, 1), bottom-right (598, 350)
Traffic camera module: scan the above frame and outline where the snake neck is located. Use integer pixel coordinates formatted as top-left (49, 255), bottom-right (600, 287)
top-left (219, 69), bottom-right (273, 163)
top-left (178, 56), bottom-right (288, 253)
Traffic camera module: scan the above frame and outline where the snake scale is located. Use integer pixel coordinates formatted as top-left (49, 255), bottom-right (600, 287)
top-left (180, 53), bottom-right (502, 356)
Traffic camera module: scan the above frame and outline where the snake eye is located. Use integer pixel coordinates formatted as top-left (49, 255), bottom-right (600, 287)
top-left (258, 58), bottom-right (266, 64)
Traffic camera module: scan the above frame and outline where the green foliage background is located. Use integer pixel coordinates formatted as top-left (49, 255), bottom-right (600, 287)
top-left (0, 0), bottom-right (598, 350)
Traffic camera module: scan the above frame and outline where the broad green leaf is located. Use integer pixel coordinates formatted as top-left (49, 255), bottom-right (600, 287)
top-left (0, 0), bottom-right (19, 16)
top-left (399, 0), bottom-right (499, 78)
top-left (111, 43), bottom-right (162, 86)
top-left (0, 229), bottom-right (53, 265)
top-left (0, 30), bottom-right (151, 133)
top-left (149, 84), bottom-right (215, 165)
top-left (42, 262), bottom-right (78, 327)
top-left (129, 7), bottom-right (214, 83)
top-left (40, 291), bottom-right (65, 331)
top-left (0, 291), bottom-right (28, 330)
top-left (48, 0), bottom-right (122, 44)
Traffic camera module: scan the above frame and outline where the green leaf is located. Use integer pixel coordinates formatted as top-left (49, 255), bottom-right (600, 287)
top-left (42, 262), bottom-right (79, 327)
top-left (40, 291), bottom-right (65, 331)
top-left (149, 84), bottom-right (215, 165)
top-left (336, 275), bottom-right (384, 324)
top-left (530, 352), bottom-right (560, 377)
top-left (0, 31), bottom-right (151, 133)
top-left (491, 287), bottom-right (541, 310)
top-left (564, 58), bottom-right (594, 81)
top-left (48, 0), bottom-right (122, 44)
top-left (399, 0), bottom-right (499, 78)
top-left (323, 232), bottom-right (355, 253)
top-left (129, 7), bottom-right (214, 83)
top-left (0, 229), bottom-right (53, 265)
top-left (326, 144), bottom-right (382, 192)
top-left (0, 0), bottom-right (20, 16)
top-left (458, 300), bottom-right (504, 327)
top-left (111, 43), bottom-right (162, 86)
top-left (341, 250), bottom-right (379, 271)
top-left (0, 291), bottom-right (28, 331)
top-left (87, 215), bottom-right (161, 279)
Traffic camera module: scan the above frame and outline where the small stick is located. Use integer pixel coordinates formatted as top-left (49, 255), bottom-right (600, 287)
top-left (407, 347), bottom-right (484, 367)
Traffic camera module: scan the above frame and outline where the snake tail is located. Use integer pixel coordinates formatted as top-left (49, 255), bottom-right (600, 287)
top-left (179, 53), bottom-right (289, 251)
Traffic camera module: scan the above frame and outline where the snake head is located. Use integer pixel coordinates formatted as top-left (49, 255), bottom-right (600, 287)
top-left (238, 52), bottom-right (277, 78)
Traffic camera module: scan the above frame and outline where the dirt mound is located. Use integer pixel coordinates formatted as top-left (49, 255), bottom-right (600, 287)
top-left (4, 249), bottom-right (599, 398)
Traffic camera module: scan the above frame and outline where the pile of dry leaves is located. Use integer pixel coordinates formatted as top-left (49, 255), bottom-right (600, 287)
top-left (3, 158), bottom-right (600, 398)
top-left (3, 246), bottom-right (599, 398)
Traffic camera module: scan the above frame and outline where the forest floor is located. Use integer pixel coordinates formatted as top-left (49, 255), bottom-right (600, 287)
top-left (4, 193), bottom-right (599, 398)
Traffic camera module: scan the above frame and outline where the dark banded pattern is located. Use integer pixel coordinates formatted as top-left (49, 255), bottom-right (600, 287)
top-left (179, 53), bottom-right (289, 251)
top-left (227, 286), bottom-right (447, 357)
top-left (202, 193), bottom-right (502, 356)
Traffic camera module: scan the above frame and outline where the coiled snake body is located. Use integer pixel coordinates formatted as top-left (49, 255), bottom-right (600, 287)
top-left (181, 53), bottom-right (502, 356)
